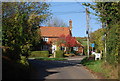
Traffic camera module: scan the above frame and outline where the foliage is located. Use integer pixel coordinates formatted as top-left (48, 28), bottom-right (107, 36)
top-left (19, 56), bottom-right (29, 66)
top-left (76, 37), bottom-right (87, 44)
top-left (83, 2), bottom-right (120, 24)
top-left (29, 51), bottom-right (49, 58)
top-left (45, 16), bottom-right (68, 27)
top-left (81, 56), bottom-right (118, 79)
top-left (90, 28), bottom-right (104, 52)
top-left (2, 2), bottom-right (51, 60)
top-left (65, 35), bottom-right (77, 47)
top-left (58, 34), bottom-right (77, 53)
top-left (80, 56), bottom-right (95, 66)
top-left (34, 57), bottom-right (67, 61)
top-left (55, 50), bottom-right (64, 58)
top-left (76, 37), bottom-right (87, 54)
top-left (83, 2), bottom-right (119, 65)
top-left (57, 34), bottom-right (66, 45)
top-left (106, 23), bottom-right (119, 65)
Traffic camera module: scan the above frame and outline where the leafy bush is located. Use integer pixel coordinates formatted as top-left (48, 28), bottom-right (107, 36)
top-left (55, 50), bottom-right (64, 58)
top-left (19, 56), bottom-right (29, 66)
top-left (2, 2), bottom-right (51, 61)
top-left (81, 56), bottom-right (118, 79)
top-left (29, 51), bottom-right (49, 58)
top-left (106, 25), bottom-right (119, 66)
top-left (80, 56), bottom-right (95, 66)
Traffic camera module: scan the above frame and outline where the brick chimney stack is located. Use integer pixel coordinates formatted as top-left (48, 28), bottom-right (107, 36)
top-left (69, 19), bottom-right (72, 31)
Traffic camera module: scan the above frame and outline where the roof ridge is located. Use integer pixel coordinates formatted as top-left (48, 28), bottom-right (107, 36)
top-left (40, 26), bottom-right (71, 37)
top-left (40, 26), bottom-right (69, 28)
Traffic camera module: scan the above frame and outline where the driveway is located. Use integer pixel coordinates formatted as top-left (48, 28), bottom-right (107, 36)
top-left (28, 56), bottom-right (95, 79)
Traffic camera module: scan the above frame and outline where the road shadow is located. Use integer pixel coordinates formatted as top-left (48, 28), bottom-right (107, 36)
top-left (27, 59), bottom-right (83, 80)
top-left (2, 55), bottom-right (84, 80)
top-left (2, 57), bottom-right (30, 80)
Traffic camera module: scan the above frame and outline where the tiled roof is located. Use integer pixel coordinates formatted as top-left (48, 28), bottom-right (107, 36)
top-left (40, 26), bottom-right (71, 37)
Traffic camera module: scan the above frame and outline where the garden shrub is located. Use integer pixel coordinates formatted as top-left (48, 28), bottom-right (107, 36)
top-left (29, 51), bottom-right (49, 58)
top-left (55, 50), bottom-right (64, 58)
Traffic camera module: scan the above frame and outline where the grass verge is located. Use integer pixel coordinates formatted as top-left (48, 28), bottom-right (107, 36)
top-left (34, 57), bottom-right (67, 61)
top-left (80, 56), bottom-right (118, 79)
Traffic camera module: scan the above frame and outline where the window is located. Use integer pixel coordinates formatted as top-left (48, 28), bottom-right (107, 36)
top-left (73, 47), bottom-right (78, 51)
top-left (60, 46), bottom-right (65, 51)
top-left (43, 37), bottom-right (48, 42)
top-left (42, 45), bottom-right (48, 50)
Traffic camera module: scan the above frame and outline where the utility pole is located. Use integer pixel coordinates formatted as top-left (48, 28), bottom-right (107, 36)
top-left (102, 22), bottom-right (107, 62)
top-left (104, 23), bottom-right (107, 62)
top-left (86, 8), bottom-right (90, 57)
top-left (104, 33), bottom-right (107, 62)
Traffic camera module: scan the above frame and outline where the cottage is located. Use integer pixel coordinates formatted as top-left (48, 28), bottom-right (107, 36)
top-left (39, 20), bottom-right (83, 55)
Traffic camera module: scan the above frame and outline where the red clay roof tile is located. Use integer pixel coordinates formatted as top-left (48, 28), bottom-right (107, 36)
top-left (40, 26), bottom-right (71, 37)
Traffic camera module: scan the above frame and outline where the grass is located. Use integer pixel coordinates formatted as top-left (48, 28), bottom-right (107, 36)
top-left (34, 57), bottom-right (67, 61)
top-left (29, 51), bottom-right (49, 58)
top-left (35, 57), bottom-right (67, 61)
top-left (80, 56), bottom-right (118, 79)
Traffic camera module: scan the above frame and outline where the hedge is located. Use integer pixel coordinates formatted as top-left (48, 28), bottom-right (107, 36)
top-left (55, 50), bottom-right (64, 58)
top-left (29, 51), bottom-right (49, 58)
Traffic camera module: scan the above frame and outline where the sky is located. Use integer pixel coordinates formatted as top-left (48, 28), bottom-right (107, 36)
top-left (45, 2), bottom-right (102, 37)
top-left (1, 1), bottom-right (102, 37)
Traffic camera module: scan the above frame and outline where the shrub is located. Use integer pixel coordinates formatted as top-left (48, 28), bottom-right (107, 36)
top-left (19, 56), bottom-right (29, 66)
top-left (80, 56), bottom-right (95, 66)
top-left (29, 51), bottom-right (49, 58)
top-left (55, 50), bottom-right (64, 58)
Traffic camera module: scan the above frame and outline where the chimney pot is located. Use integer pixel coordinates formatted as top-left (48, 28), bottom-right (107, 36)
top-left (69, 19), bottom-right (72, 30)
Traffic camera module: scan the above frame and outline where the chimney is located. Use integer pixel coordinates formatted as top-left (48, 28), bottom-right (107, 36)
top-left (69, 19), bottom-right (72, 31)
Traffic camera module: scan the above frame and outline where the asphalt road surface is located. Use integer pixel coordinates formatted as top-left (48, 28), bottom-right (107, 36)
top-left (28, 56), bottom-right (95, 80)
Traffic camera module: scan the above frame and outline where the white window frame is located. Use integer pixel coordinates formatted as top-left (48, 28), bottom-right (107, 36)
top-left (73, 47), bottom-right (78, 51)
top-left (43, 37), bottom-right (48, 42)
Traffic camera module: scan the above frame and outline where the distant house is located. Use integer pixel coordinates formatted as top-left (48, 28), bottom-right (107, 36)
top-left (39, 20), bottom-right (84, 54)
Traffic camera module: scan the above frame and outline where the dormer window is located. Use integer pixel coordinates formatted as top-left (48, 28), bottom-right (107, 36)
top-left (43, 37), bottom-right (48, 42)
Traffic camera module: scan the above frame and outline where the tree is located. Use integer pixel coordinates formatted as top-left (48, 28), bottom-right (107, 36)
top-left (2, 2), bottom-right (51, 60)
top-left (76, 37), bottom-right (87, 54)
top-left (90, 28), bottom-right (105, 53)
top-left (83, 2), bottom-right (120, 24)
top-left (83, 2), bottom-right (119, 65)
top-left (58, 34), bottom-right (77, 53)
top-left (65, 35), bottom-right (77, 47)
top-left (45, 17), bottom-right (68, 27)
